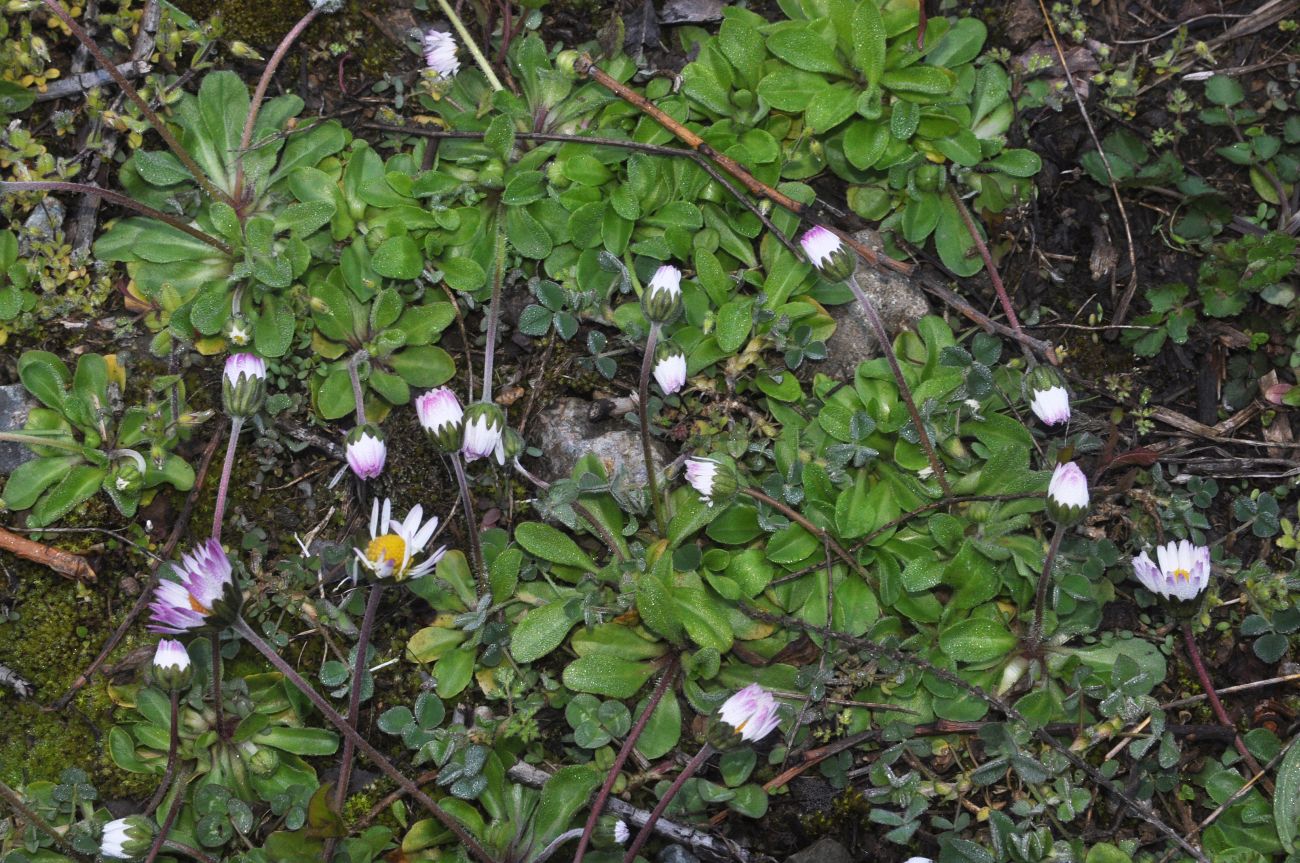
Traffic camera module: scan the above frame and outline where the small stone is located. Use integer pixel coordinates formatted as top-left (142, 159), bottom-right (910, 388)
top-left (657, 845), bottom-right (701, 863)
top-left (784, 837), bottom-right (853, 863)
top-left (819, 229), bottom-right (930, 382)
top-left (20, 197), bottom-right (65, 252)
top-left (0, 383), bottom-right (37, 475)
top-left (531, 397), bottom-right (671, 486)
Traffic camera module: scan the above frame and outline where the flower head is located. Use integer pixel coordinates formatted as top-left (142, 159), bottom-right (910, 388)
top-left (354, 498), bottom-right (445, 582)
top-left (149, 539), bottom-right (238, 634)
top-left (345, 425), bottom-right (387, 480)
top-left (613, 820), bottom-right (629, 845)
top-left (684, 456), bottom-right (737, 507)
top-left (643, 264), bottom-right (682, 323)
top-left (1027, 365), bottom-right (1071, 426)
top-left (222, 353), bottom-right (267, 418)
top-left (1045, 461), bottom-right (1088, 525)
top-left (416, 387), bottom-right (464, 453)
top-left (423, 29), bottom-right (460, 79)
top-left (1132, 539), bottom-right (1211, 603)
top-left (151, 639), bottom-right (192, 690)
top-left (653, 344), bottom-right (687, 395)
top-left (799, 226), bottom-right (855, 282)
top-left (462, 402), bottom-right (506, 465)
top-left (101, 816), bottom-right (155, 860)
top-left (717, 683), bottom-right (781, 743)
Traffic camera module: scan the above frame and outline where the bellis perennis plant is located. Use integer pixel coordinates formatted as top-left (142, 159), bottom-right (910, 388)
top-left (416, 386), bottom-right (464, 453)
top-left (1046, 461), bottom-right (1089, 525)
top-left (149, 539), bottom-right (239, 634)
top-left (1132, 539), bottom-right (1211, 603)
top-left (799, 225), bottom-right (855, 282)
top-left (462, 402), bottom-right (506, 465)
top-left (652, 344), bottom-right (686, 395)
top-left (345, 425), bottom-right (386, 480)
top-left (101, 816), bottom-right (155, 861)
top-left (354, 497), bottom-right (445, 582)
top-left (422, 29), bottom-right (460, 79)
top-left (642, 264), bottom-right (682, 323)
top-left (717, 683), bottom-right (782, 743)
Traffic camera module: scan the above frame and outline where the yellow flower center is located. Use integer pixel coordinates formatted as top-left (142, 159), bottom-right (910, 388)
top-left (188, 593), bottom-right (211, 614)
top-left (366, 534), bottom-right (407, 573)
top-left (1172, 568), bottom-right (1191, 582)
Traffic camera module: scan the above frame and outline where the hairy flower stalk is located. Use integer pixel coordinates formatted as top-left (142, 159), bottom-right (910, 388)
top-left (800, 227), bottom-right (952, 495)
top-left (1126, 540), bottom-right (1263, 778)
top-left (231, 618), bottom-right (499, 863)
top-left (214, 354), bottom-right (266, 541)
top-left (144, 641), bottom-right (189, 815)
top-left (572, 658), bottom-right (679, 863)
top-left (331, 582), bottom-right (384, 829)
top-left (639, 323), bottom-right (668, 533)
top-left (623, 684), bottom-right (781, 863)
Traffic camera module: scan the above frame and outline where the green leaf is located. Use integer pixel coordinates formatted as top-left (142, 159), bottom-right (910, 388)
top-left (851, 0), bottom-right (887, 83)
top-left (805, 83), bottom-right (859, 134)
top-left (254, 726), bottom-right (339, 756)
top-left (389, 346), bottom-right (455, 388)
top-left (506, 206), bottom-right (553, 259)
top-left (939, 618), bottom-right (1017, 664)
top-left (924, 17), bottom-right (987, 67)
top-left (767, 24), bottom-right (848, 75)
top-left (1274, 738), bottom-right (1300, 853)
top-left (372, 236), bottom-right (424, 280)
top-left (17, 351), bottom-right (69, 413)
top-left (672, 588), bottom-right (733, 652)
top-left (510, 599), bottom-right (581, 663)
top-left (134, 151), bottom-right (193, 186)
top-left (484, 114), bottom-right (516, 161)
top-left (533, 766), bottom-right (600, 848)
top-left (1204, 74), bottom-right (1245, 107)
top-left (935, 191), bottom-right (983, 276)
top-left (715, 298), bottom-right (753, 353)
top-left (2, 456), bottom-right (82, 511)
top-left (562, 656), bottom-right (654, 698)
top-left (434, 648), bottom-right (476, 699)
top-left (516, 522), bottom-right (599, 572)
top-left (198, 71), bottom-right (250, 181)
top-left (0, 80), bottom-right (36, 116)
top-left (30, 465), bottom-right (105, 527)
top-left (756, 67), bottom-right (829, 111)
top-left (988, 149), bottom-right (1042, 178)
top-left (881, 66), bottom-right (956, 96)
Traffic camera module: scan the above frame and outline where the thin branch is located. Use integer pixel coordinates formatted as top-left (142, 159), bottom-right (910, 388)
top-left (0, 182), bottom-right (232, 255)
top-left (39, 0), bottom-right (235, 208)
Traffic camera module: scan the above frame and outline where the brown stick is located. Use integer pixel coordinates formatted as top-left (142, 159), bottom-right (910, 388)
top-left (49, 428), bottom-right (224, 710)
top-left (0, 525), bottom-right (96, 581)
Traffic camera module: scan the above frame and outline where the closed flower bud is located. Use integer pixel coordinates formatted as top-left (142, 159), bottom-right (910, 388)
top-left (684, 456), bottom-right (738, 508)
top-left (110, 459), bottom-right (143, 495)
top-left (345, 425), bottom-right (386, 480)
top-left (502, 426), bottom-right (526, 461)
top-left (462, 402), bottom-right (507, 465)
top-left (555, 49), bottom-right (581, 79)
top-left (224, 314), bottom-right (252, 347)
top-left (415, 387), bottom-right (464, 453)
top-left (1045, 461), bottom-right (1089, 525)
top-left (642, 264), bottom-right (682, 324)
top-left (150, 638), bottom-right (192, 691)
top-left (592, 816), bottom-right (629, 848)
top-left (1027, 365), bottom-right (1070, 426)
top-left (652, 343), bottom-right (687, 395)
top-left (246, 744), bottom-right (280, 777)
top-left (222, 353), bottom-right (267, 419)
top-left (101, 816), bottom-right (155, 861)
top-left (799, 226), bottom-right (856, 283)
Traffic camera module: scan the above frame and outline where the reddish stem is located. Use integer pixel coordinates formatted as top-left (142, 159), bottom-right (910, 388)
top-left (947, 187), bottom-right (1023, 336)
top-left (1182, 623), bottom-right (1269, 784)
top-left (622, 743), bottom-right (715, 863)
top-left (572, 657), bottom-right (679, 863)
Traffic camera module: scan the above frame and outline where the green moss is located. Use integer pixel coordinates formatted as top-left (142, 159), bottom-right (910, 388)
top-left (0, 562), bottom-right (150, 798)
top-left (173, 0), bottom-right (405, 75)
